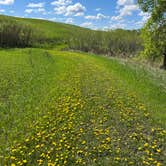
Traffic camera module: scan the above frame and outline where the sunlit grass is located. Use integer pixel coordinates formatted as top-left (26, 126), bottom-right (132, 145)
top-left (0, 49), bottom-right (165, 166)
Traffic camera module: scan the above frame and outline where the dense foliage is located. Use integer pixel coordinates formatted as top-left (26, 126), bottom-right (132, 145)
top-left (0, 15), bottom-right (142, 57)
top-left (68, 29), bottom-right (142, 56)
top-left (138, 0), bottom-right (166, 68)
top-left (0, 18), bottom-right (34, 47)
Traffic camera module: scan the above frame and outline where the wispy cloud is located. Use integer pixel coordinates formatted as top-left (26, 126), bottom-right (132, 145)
top-left (65, 17), bottom-right (74, 24)
top-left (117, 0), bottom-right (134, 6)
top-left (25, 8), bottom-right (46, 14)
top-left (85, 13), bottom-right (109, 20)
top-left (52, 0), bottom-right (86, 17)
top-left (0, 9), bottom-right (5, 13)
top-left (111, 0), bottom-right (139, 23)
top-left (0, 0), bottom-right (14, 5)
top-left (51, 0), bottom-right (72, 6)
top-left (95, 8), bottom-right (101, 12)
top-left (80, 22), bottom-right (93, 28)
top-left (27, 2), bottom-right (45, 8)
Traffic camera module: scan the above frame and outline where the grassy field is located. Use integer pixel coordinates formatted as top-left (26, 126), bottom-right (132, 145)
top-left (0, 15), bottom-right (91, 43)
top-left (0, 48), bottom-right (165, 166)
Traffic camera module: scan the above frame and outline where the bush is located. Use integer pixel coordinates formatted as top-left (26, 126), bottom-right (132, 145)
top-left (0, 19), bottom-right (34, 47)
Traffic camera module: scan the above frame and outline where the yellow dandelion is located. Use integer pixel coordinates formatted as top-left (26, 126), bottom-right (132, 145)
top-left (156, 149), bottom-right (161, 153)
top-left (82, 140), bottom-right (86, 145)
top-left (106, 137), bottom-right (111, 142)
top-left (10, 156), bottom-right (16, 160)
top-left (48, 163), bottom-right (55, 166)
top-left (144, 143), bottom-right (149, 147)
top-left (157, 162), bottom-right (161, 166)
top-left (23, 160), bottom-right (27, 163)
top-left (11, 164), bottom-right (16, 166)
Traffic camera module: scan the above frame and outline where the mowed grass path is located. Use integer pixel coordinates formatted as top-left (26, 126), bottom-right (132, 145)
top-left (0, 49), bottom-right (165, 166)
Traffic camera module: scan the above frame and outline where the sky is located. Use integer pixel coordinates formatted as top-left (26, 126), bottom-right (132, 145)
top-left (0, 0), bottom-right (150, 30)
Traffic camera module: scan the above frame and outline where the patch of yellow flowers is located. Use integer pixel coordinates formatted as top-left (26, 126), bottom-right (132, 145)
top-left (3, 86), bottom-right (166, 166)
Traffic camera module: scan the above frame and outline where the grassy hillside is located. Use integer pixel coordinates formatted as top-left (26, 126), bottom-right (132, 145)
top-left (0, 48), bottom-right (165, 166)
top-left (0, 15), bottom-right (141, 56)
top-left (0, 15), bottom-right (90, 40)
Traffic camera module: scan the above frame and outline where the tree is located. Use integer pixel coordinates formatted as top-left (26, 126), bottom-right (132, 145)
top-left (138, 0), bottom-right (166, 69)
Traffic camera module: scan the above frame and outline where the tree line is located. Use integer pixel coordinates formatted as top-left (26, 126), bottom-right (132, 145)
top-left (68, 29), bottom-right (142, 57)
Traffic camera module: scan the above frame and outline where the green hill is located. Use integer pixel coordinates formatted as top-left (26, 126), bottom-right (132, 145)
top-left (0, 15), bottom-right (141, 56)
top-left (0, 14), bottom-right (91, 39)
top-left (0, 48), bottom-right (165, 165)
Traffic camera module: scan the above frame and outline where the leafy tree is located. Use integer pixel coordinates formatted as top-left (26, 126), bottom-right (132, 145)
top-left (138, 0), bottom-right (166, 69)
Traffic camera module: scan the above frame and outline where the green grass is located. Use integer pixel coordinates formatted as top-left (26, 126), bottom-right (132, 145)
top-left (91, 55), bottom-right (166, 127)
top-left (0, 48), bottom-right (165, 166)
top-left (0, 15), bottom-right (91, 42)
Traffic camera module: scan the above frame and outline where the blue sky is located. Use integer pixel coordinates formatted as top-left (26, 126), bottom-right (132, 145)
top-left (0, 0), bottom-right (150, 30)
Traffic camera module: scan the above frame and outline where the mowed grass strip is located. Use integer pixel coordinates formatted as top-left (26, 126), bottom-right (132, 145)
top-left (0, 49), bottom-right (165, 166)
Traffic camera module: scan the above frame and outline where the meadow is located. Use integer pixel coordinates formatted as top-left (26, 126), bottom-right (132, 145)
top-left (0, 48), bottom-right (165, 166)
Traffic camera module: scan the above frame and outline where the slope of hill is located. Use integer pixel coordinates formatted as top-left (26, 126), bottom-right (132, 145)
top-left (0, 14), bottom-right (90, 39)
top-left (0, 48), bottom-right (165, 165)
top-left (0, 15), bottom-right (141, 56)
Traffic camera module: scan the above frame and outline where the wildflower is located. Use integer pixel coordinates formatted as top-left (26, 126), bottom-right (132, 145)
top-left (23, 159), bottom-right (27, 163)
top-left (48, 163), bottom-right (55, 166)
top-left (115, 157), bottom-right (120, 161)
top-left (144, 143), bottom-right (149, 147)
top-left (35, 144), bottom-right (40, 148)
top-left (37, 159), bottom-right (43, 165)
top-left (64, 160), bottom-right (67, 164)
top-left (157, 162), bottom-right (161, 166)
top-left (11, 164), bottom-right (16, 166)
top-left (10, 156), bottom-right (16, 160)
top-left (82, 140), bottom-right (86, 145)
top-left (106, 137), bottom-right (111, 142)
top-left (156, 149), bottom-right (161, 153)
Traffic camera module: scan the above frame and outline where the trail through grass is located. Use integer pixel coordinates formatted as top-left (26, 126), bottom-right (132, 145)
top-left (0, 49), bottom-right (165, 166)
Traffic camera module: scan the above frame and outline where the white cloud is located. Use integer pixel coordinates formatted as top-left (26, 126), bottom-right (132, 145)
top-left (135, 11), bottom-right (151, 27)
top-left (85, 13), bottom-right (109, 20)
top-left (75, 12), bottom-right (84, 16)
top-left (65, 17), bottom-right (73, 24)
top-left (117, 0), bottom-right (134, 6)
top-left (80, 22), bottom-right (93, 28)
top-left (51, 0), bottom-right (72, 6)
top-left (95, 8), bottom-right (101, 11)
top-left (48, 17), bottom-right (57, 21)
top-left (0, 0), bottom-right (14, 5)
top-left (111, 0), bottom-right (139, 22)
top-left (27, 2), bottom-right (45, 8)
top-left (119, 4), bottom-right (139, 17)
top-left (38, 8), bottom-right (46, 12)
top-left (65, 3), bottom-right (86, 16)
top-left (25, 8), bottom-right (46, 14)
top-left (48, 17), bottom-right (66, 22)
top-left (138, 11), bottom-right (150, 20)
top-left (9, 10), bottom-right (14, 13)
top-left (111, 15), bottom-right (122, 21)
top-left (0, 9), bottom-right (5, 12)
top-left (102, 26), bottom-right (110, 31)
top-left (25, 9), bottom-right (33, 14)
top-left (54, 6), bottom-right (66, 15)
top-left (109, 23), bottom-right (126, 29)
top-left (54, 2), bottom-right (86, 16)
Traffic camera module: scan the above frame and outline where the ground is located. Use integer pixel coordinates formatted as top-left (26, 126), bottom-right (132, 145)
top-left (0, 48), bottom-right (165, 166)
